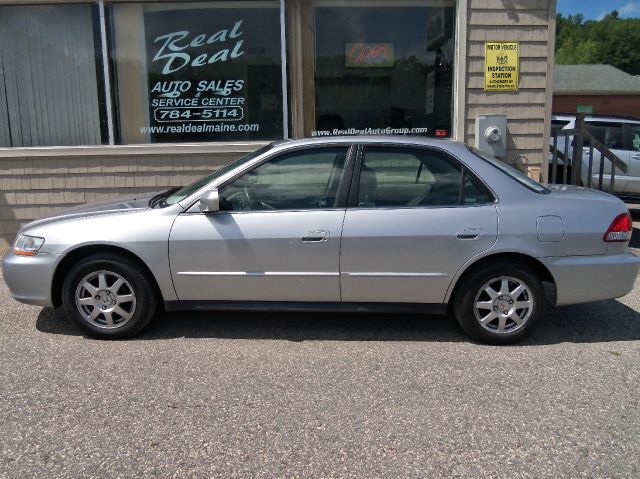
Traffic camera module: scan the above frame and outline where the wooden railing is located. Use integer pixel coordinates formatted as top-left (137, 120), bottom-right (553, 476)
top-left (549, 113), bottom-right (627, 191)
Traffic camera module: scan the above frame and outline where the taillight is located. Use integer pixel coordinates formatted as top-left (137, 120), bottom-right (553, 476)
top-left (603, 212), bottom-right (633, 242)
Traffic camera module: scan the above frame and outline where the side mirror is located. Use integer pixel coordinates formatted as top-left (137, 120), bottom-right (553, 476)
top-left (199, 189), bottom-right (220, 213)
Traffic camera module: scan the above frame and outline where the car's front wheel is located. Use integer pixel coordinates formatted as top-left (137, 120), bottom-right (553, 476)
top-left (62, 253), bottom-right (158, 339)
top-left (453, 261), bottom-right (545, 344)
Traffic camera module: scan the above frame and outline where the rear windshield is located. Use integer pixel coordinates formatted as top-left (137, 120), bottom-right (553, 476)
top-left (468, 147), bottom-right (549, 194)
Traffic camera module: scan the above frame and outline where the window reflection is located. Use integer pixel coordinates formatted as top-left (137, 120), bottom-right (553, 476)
top-left (313, 4), bottom-right (455, 137)
top-left (111, 1), bottom-right (283, 144)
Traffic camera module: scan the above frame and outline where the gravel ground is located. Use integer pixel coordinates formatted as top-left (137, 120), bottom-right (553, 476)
top-left (1, 236), bottom-right (640, 477)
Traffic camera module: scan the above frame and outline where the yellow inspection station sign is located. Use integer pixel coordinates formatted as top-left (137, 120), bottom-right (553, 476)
top-left (484, 41), bottom-right (519, 91)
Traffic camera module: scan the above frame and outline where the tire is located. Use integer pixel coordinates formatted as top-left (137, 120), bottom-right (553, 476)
top-left (61, 253), bottom-right (158, 339)
top-left (453, 261), bottom-right (545, 345)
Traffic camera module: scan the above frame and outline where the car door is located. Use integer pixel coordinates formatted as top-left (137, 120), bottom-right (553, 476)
top-left (621, 122), bottom-right (640, 194)
top-left (582, 121), bottom-right (629, 193)
top-left (169, 145), bottom-right (354, 302)
top-left (339, 145), bottom-right (498, 304)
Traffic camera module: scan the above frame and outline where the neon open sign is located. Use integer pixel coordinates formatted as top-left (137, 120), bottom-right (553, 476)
top-left (345, 43), bottom-right (395, 68)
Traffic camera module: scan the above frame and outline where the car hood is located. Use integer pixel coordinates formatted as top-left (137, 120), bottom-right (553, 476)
top-left (21, 191), bottom-right (161, 231)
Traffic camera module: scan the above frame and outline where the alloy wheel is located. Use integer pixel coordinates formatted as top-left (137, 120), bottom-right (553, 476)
top-left (74, 270), bottom-right (137, 329)
top-left (473, 276), bottom-right (534, 334)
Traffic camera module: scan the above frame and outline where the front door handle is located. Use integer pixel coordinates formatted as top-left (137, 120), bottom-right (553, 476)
top-left (301, 230), bottom-right (329, 243)
top-left (456, 228), bottom-right (483, 240)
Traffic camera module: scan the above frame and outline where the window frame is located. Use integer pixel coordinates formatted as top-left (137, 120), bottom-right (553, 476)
top-left (347, 143), bottom-right (496, 210)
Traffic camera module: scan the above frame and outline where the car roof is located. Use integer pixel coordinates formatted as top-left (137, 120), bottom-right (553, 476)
top-left (271, 135), bottom-right (462, 149)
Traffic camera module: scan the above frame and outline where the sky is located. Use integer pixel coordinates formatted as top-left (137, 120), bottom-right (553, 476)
top-left (557, 0), bottom-right (640, 20)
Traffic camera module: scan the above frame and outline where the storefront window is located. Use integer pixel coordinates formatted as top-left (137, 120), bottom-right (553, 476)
top-left (0, 0), bottom-right (456, 149)
top-left (111, 1), bottom-right (283, 144)
top-left (0, 4), bottom-right (106, 147)
top-left (312, 2), bottom-right (455, 137)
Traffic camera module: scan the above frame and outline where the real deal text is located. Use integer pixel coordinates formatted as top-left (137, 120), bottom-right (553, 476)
top-left (152, 20), bottom-right (245, 75)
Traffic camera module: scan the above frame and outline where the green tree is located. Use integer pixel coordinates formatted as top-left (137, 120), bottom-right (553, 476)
top-left (556, 39), bottom-right (599, 64)
top-left (555, 12), bottom-right (640, 75)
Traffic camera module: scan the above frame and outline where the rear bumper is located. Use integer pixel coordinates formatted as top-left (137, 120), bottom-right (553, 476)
top-left (1, 249), bottom-right (58, 307)
top-left (542, 253), bottom-right (640, 306)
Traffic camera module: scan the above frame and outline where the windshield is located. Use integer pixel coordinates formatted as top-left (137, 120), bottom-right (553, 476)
top-left (468, 147), bottom-right (549, 194)
top-left (163, 144), bottom-right (274, 206)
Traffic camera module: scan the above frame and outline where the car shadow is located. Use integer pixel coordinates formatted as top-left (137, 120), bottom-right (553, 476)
top-left (36, 298), bottom-right (640, 346)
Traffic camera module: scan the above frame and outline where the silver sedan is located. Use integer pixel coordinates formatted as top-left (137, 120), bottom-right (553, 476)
top-left (3, 137), bottom-right (639, 344)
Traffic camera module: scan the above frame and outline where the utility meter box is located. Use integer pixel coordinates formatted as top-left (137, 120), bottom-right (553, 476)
top-left (475, 114), bottom-right (507, 158)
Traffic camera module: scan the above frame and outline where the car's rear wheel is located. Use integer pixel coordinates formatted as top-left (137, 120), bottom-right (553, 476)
top-left (62, 253), bottom-right (157, 339)
top-left (453, 261), bottom-right (544, 344)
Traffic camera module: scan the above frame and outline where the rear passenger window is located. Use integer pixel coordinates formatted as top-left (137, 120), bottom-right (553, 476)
top-left (356, 147), bottom-right (491, 207)
top-left (462, 172), bottom-right (492, 205)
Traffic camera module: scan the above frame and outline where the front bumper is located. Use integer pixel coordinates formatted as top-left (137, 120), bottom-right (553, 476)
top-left (542, 252), bottom-right (640, 306)
top-left (1, 249), bottom-right (59, 307)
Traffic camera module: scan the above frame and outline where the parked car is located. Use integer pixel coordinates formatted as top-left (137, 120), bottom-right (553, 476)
top-left (549, 114), bottom-right (640, 197)
top-left (3, 136), bottom-right (639, 344)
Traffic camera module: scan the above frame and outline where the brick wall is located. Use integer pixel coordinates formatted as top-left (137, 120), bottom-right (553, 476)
top-left (553, 95), bottom-right (640, 118)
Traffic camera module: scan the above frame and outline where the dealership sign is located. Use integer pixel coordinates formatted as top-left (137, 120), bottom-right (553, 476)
top-left (484, 41), bottom-right (519, 91)
top-left (142, 8), bottom-right (282, 141)
top-left (152, 21), bottom-right (245, 75)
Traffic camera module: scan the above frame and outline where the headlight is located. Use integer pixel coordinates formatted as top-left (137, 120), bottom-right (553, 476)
top-left (14, 234), bottom-right (45, 256)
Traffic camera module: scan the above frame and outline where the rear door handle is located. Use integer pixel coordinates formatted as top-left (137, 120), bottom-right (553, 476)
top-left (301, 230), bottom-right (329, 243)
top-left (456, 228), bottom-right (483, 240)
top-left (632, 154), bottom-right (640, 160)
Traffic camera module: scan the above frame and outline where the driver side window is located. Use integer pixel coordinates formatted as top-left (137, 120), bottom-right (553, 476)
top-left (220, 147), bottom-right (349, 211)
